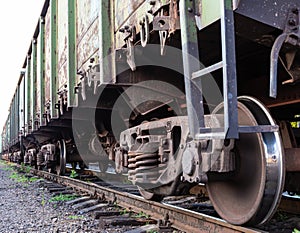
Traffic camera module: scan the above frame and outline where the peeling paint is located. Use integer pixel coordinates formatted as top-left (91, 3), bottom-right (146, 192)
top-left (57, 0), bottom-right (68, 90)
top-left (45, 10), bottom-right (51, 103)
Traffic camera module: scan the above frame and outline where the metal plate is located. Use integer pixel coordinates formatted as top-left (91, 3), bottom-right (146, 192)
top-left (206, 96), bottom-right (285, 225)
top-left (57, 0), bottom-right (68, 90)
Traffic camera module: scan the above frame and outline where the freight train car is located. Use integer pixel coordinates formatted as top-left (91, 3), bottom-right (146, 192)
top-left (1, 0), bottom-right (300, 226)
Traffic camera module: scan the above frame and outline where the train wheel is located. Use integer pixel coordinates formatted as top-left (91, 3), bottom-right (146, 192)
top-left (55, 139), bottom-right (66, 176)
top-left (138, 187), bottom-right (164, 202)
top-left (206, 96), bottom-right (285, 226)
top-left (99, 159), bottom-right (109, 173)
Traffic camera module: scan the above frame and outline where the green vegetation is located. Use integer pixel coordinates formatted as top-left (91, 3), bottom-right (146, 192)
top-left (9, 172), bottom-right (42, 183)
top-left (146, 230), bottom-right (158, 233)
top-left (29, 177), bottom-right (42, 182)
top-left (20, 163), bottom-right (31, 173)
top-left (68, 215), bottom-right (84, 220)
top-left (133, 211), bottom-right (150, 219)
top-left (70, 170), bottom-right (78, 178)
top-left (119, 208), bottom-right (128, 215)
top-left (9, 172), bottom-right (28, 183)
top-left (293, 229), bottom-right (300, 233)
top-left (2, 166), bottom-right (14, 171)
top-left (49, 194), bottom-right (78, 202)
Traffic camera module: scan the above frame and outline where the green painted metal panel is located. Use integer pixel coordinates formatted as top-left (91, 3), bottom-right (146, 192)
top-left (50, 0), bottom-right (58, 118)
top-left (16, 88), bottom-right (20, 140)
top-left (99, 0), bottom-right (115, 84)
top-left (201, 0), bottom-right (221, 27)
top-left (11, 97), bottom-right (15, 143)
top-left (25, 55), bottom-right (32, 134)
top-left (39, 17), bottom-right (46, 126)
top-left (67, 0), bottom-right (77, 107)
top-left (31, 40), bottom-right (38, 131)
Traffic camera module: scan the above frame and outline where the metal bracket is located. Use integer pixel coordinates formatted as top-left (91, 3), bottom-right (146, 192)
top-left (57, 88), bottom-right (68, 115)
top-left (140, 14), bottom-right (150, 47)
top-left (153, 16), bottom-right (180, 31)
top-left (87, 64), bottom-right (100, 95)
top-left (270, 8), bottom-right (300, 98)
top-left (119, 25), bottom-right (137, 71)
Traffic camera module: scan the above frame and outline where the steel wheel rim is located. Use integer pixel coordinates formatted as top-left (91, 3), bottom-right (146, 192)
top-left (206, 96), bottom-right (284, 225)
top-left (56, 139), bottom-right (66, 176)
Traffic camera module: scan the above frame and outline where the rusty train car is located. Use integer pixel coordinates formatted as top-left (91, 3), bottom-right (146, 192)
top-left (1, 0), bottom-right (300, 226)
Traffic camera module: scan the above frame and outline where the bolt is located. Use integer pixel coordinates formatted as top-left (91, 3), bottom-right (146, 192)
top-left (119, 28), bottom-right (125, 33)
top-left (195, 177), bottom-right (200, 183)
top-left (180, 176), bottom-right (185, 182)
top-left (139, 20), bottom-right (143, 25)
top-left (272, 155), bottom-right (277, 162)
top-left (124, 25), bottom-right (130, 30)
top-left (288, 19), bottom-right (296, 26)
top-left (180, 144), bottom-right (184, 149)
top-left (188, 7), bottom-right (193, 13)
top-left (292, 8), bottom-right (299, 14)
top-left (148, 10), bottom-right (153, 14)
top-left (149, 0), bottom-right (156, 5)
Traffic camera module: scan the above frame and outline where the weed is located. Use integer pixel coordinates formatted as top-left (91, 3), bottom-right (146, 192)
top-left (70, 170), bottom-right (78, 178)
top-left (147, 230), bottom-right (158, 233)
top-left (9, 172), bottom-right (28, 183)
top-left (133, 211), bottom-right (150, 219)
top-left (3, 166), bottom-right (13, 171)
top-left (68, 215), bottom-right (84, 220)
top-left (120, 208), bottom-right (128, 215)
top-left (293, 229), bottom-right (300, 233)
top-left (20, 163), bottom-right (31, 173)
top-left (49, 194), bottom-right (78, 202)
top-left (29, 177), bottom-right (42, 182)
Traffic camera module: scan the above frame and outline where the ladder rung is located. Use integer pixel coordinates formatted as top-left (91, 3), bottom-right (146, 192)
top-left (192, 61), bottom-right (224, 80)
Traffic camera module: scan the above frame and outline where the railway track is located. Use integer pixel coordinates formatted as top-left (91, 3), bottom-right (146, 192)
top-left (27, 168), bottom-right (262, 233)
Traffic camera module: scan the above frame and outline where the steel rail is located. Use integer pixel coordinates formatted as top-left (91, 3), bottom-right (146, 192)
top-left (32, 169), bottom-right (263, 233)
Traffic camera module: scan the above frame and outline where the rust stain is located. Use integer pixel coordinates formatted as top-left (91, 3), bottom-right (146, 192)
top-left (44, 10), bottom-right (51, 103)
top-left (77, 17), bottom-right (99, 70)
top-left (114, 0), bottom-right (145, 31)
top-left (115, 1), bottom-right (153, 48)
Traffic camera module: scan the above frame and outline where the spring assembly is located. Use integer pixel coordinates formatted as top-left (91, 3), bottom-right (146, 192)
top-left (37, 151), bottom-right (45, 166)
top-left (127, 142), bottom-right (162, 185)
top-left (24, 152), bottom-right (30, 165)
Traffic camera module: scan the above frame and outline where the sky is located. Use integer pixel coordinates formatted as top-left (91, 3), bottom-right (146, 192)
top-left (0, 1), bottom-right (44, 130)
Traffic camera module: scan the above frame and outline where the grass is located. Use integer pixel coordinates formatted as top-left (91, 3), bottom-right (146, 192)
top-left (70, 170), bottom-right (78, 178)
top-left (119, 208), bottom-right (128, 215)
top-left (68, 215), bottom-right (84, 220)
top-left (9, 172), bottom-right (42, 183)
top-left (9, 172), bottom-right (28, 183)
top-left (20, 163), bottom-right (31, 174)
top-left (133, 211), bottom-right (150, 219)
top-left (49, 194), bottom-right (78, 202)
top-left (293, 229), bottom-right (300, 233)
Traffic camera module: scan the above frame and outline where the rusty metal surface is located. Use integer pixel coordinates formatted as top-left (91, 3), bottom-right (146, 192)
top-left (114, 0), bottom-right (145, 31)
top-left (57, 0), bottom-right (68, 90)
top-left (33, 169), bottom-right (259, 233)
top-left (44, 10), bottom-right (51, 103)
top-left (115, 1), bottom-right (153, 48)
top-left (76, 0), bottom-right (99, 77)
top-left (285, 148), bottom-right (300, 172)
top-left (36, 35), bottom-right (41, 115)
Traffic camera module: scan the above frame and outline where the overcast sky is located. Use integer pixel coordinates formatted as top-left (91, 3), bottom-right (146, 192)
top-left (0, 1), bottom-right (44, 130)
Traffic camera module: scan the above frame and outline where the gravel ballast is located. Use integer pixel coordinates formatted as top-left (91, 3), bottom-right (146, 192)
top-left (0, 162), bottom-right (147, 233)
